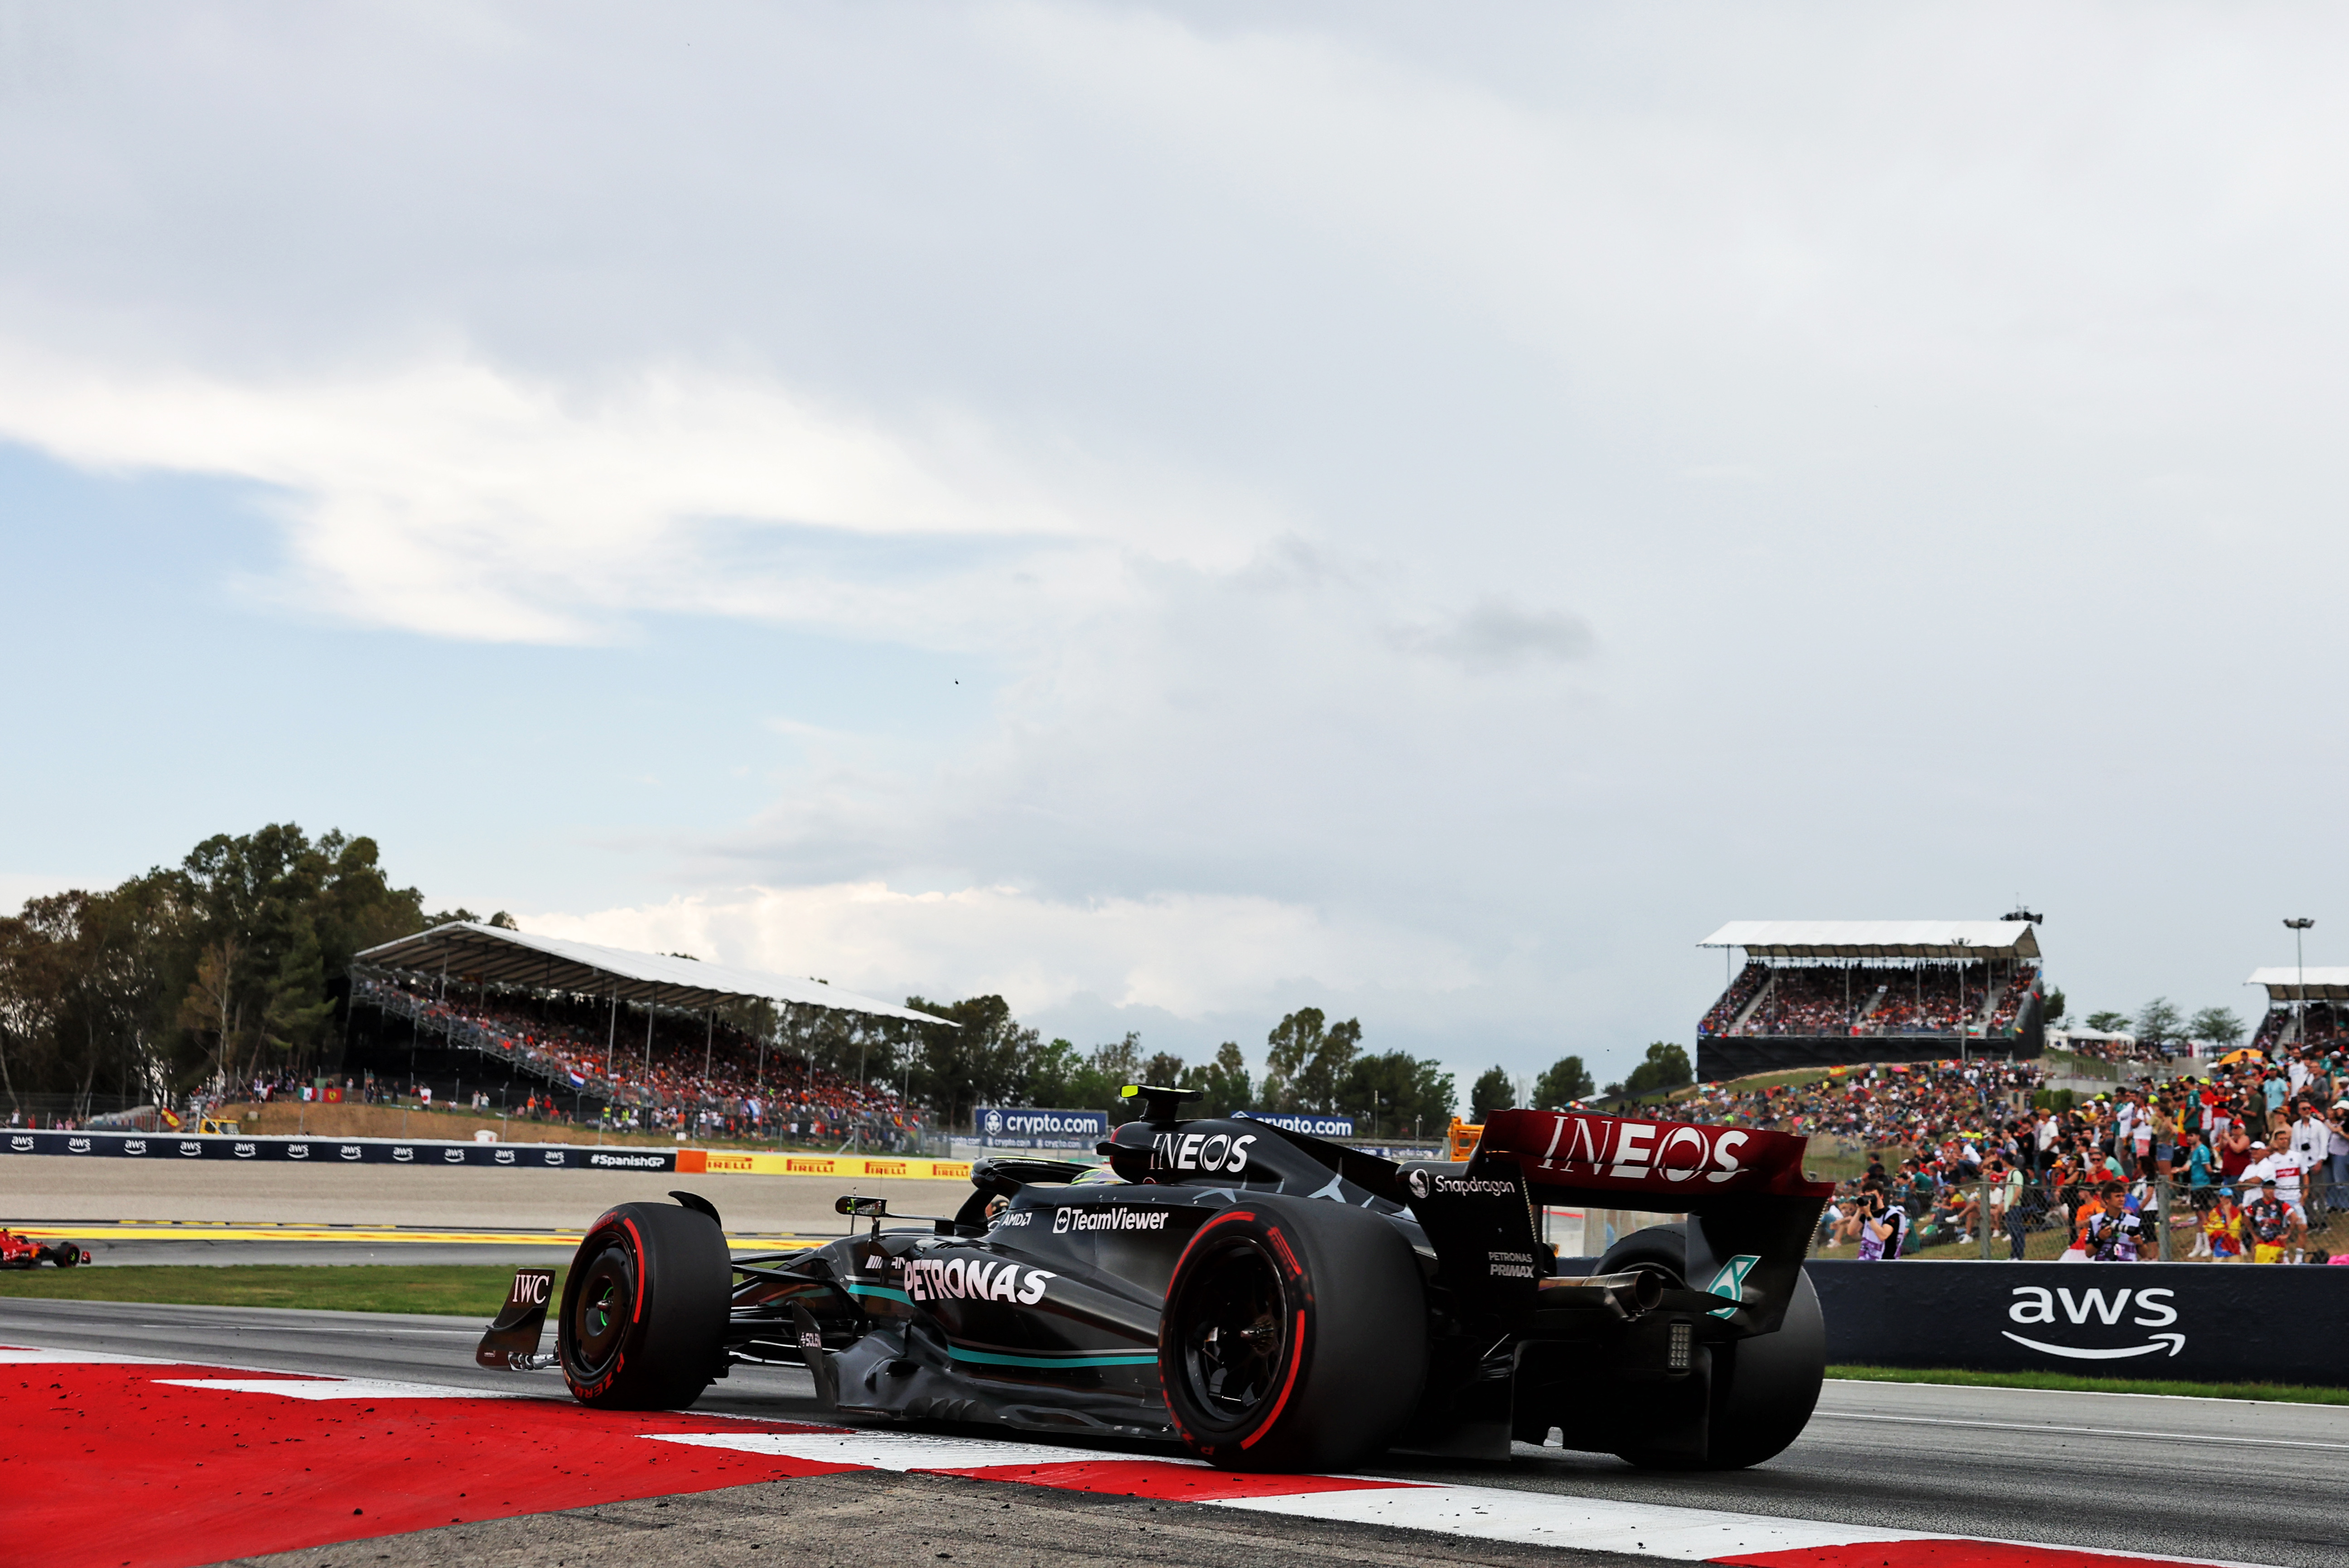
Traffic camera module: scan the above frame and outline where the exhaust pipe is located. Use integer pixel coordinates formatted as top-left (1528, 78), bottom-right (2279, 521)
top-left (1535, 1267), bottom-right (1667, 1320)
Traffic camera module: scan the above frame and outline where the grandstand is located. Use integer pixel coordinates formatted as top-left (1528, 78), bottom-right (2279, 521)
top-left (340, 922), bottom-right (949, 1143)
top-left (1694, 920), bottom-right (2046, 1082)
top-left (2244, 966), bottom-right (2349, 1053)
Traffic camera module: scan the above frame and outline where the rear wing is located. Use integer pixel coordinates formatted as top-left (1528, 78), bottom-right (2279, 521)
top-left (1410, 1109), bottom-right (1832, 1336)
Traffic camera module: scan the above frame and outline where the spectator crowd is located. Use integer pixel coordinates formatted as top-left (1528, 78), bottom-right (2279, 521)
top-left (1700, 961), bottom-right (2040, 1040)
top-left (351, 975), bottom-right (926, 1149)
top-left (1675, 1042), bottom-right (2349, 1263)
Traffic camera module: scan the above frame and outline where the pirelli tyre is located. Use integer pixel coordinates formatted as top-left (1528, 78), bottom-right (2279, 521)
top-left (1595, 1223), bottom-right (1824, 1471)
top-left (558, 1201), bottom-right (730, 1410)
top-left (1158, 1195), bottom-right (1426, 1472)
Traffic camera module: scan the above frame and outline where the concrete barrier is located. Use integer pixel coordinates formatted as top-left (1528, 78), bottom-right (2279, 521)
top-left (1808, 1259), bottom-right (2349, 1386)
top-left (3, 1128), bottom-right (970, 1182)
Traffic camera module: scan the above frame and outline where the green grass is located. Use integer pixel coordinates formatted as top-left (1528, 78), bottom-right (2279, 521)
top-left (0, 1264), bottom-right (555, 1317)
top-left (1829, 1364), bottom-right (2349, 1405)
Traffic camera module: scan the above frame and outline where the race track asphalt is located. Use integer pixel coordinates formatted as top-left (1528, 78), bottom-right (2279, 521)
top-left (5, 1295), bottom-right (2341, 1568)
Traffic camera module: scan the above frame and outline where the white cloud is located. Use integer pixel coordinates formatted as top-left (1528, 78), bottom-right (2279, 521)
top-left (0, 345), bottom-right (1276, 644)
top-left (513, 881), bottom-right (1477, 1022)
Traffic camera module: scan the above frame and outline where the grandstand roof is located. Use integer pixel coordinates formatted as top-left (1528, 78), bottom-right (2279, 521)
top-left (1697, 920), bottom-right (2040, 960)
top-left (352, 922), bottom-right (953, 1026)
top-left (2245, 966), bottom-right (2349, 1002)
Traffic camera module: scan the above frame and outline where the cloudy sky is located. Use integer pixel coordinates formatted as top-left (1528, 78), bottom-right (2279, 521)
top-left (5, 3), bottom-right (2346, 1094)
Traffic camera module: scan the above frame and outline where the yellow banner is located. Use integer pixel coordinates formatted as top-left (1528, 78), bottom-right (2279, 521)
top-left (676, 1150), bottom-right (971, 1182)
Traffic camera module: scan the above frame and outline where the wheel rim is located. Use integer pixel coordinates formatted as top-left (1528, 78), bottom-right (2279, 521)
top-left (1177, 1240), bottom-right (1288, 1429)
top-left (568, 1241), bottom-right (636, 1380)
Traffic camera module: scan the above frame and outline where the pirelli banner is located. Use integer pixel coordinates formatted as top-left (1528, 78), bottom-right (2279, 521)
top-left (679, 1149), bottom-right (972, 1182)
top-left (3, 1128), bottom-right (674, 1171)
top-left (1807, 1260), bottom-right (2349, 1388)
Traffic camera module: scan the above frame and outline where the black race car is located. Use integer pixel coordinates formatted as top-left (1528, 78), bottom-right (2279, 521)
top-left (477, 1087), bottom-right (1833, 1472)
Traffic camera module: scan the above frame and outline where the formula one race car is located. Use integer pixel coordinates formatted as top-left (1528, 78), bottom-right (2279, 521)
top-left (0, 1228), bottom-right (89, 1269)
top-left (477, 1087), bottom-right (1833, 1472)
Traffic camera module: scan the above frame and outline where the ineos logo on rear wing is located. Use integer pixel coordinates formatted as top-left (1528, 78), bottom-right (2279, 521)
top-left (1475, 1109), bottom-right (1819, 1192)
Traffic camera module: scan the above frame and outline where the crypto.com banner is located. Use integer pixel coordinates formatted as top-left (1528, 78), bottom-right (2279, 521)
top-left (1807, 1260), bottom-right (2349, 1386)
top-left (970, 1107), bottom-right (1109, 1149)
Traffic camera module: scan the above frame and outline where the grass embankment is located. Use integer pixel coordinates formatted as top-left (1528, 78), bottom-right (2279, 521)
top-left (1830, 1364), bottom-right (2349, 1406)
top-left (0, 1264), bottom-right (550, 1317)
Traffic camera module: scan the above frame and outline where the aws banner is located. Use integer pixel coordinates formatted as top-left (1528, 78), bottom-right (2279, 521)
top-left (1807, 1260), bottom-right (2349, 1387)
top-left (2, 1128), bottom-right (673, 1172)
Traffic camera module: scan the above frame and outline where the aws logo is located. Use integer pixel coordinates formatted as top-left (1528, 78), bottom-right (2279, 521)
top-left (2002, 1286), bottom-right (2184, 1362)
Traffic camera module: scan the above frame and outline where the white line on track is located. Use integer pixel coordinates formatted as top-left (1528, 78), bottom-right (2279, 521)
top-left (1818, 1410), bottom-right (2349, 1450)
top-left (154, 1376), bottom-right (539, 1400)
top-left (1827, 1377), bottom-right (2343, 1408)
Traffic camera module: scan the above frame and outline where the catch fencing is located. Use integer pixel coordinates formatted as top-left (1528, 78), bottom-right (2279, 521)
top-left (1810, 1176), bottom-right (2348, 1263)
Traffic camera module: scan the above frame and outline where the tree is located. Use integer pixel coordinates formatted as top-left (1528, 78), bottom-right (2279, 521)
top-left (1622, 1041), bottom-right (1693, 1099)
top-left (2186, 1006), bottom-right (2245, 1047)
top-left (901, 994), bottom-right (1037, 1128)
top-left (2084, 1010), bottom-right (2131, 1034)
top-left (1180, 1042), bottom-right (1254, 1119)
top-left (2133, 997), bottom-right (2184, 1049)
top-left (1533, 1055), bottom-right (1594, 1109)
top-left (1470, 1065), bottom-right (1515, 1121)
top-left (1338, 1050), bottom-right (1454, 1135)
top-left (1261, 1008), bottom-right (1362, 1113)
top-left (2040, 988), bottom-right (2067, 1028)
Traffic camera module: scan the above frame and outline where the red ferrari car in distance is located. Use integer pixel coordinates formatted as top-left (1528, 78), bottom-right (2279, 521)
top-left (0, 1228), bottom-right (90, 1269)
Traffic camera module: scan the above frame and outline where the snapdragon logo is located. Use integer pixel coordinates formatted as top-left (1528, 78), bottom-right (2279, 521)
top-left (2002, 1286), bottom-right (2184, 1361)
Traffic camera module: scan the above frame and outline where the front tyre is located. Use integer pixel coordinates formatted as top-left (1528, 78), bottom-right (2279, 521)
top-left (1159, 1197), bottom-right (1426, 1472)
top-left (1596, 1224), bottom-right (1824, 1471)
top-left (559, 1201), bottom-right (729, 1410)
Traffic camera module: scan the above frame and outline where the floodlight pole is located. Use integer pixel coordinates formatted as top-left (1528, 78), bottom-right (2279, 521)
top-left (2286, 918), bottom-right (2314, 1045)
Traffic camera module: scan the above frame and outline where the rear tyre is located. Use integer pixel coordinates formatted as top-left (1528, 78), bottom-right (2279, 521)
top-left (1158, 1196), bottom-right (1426, 1472)
top-left (1596, 1224), bottom-right (1824, 1471)
top-left (47, 1244), bottom-right (80, 1269)
top-left (559, 1201), bottom-right (730, 1410)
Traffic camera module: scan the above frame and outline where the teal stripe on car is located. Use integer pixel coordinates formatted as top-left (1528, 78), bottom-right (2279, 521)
top-left (947, 1346), bottom-right (1158, 1368)
top-left (844, 1283), bottom-right (912, 1303)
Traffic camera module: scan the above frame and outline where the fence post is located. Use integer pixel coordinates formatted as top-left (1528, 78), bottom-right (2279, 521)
top-left (1979, 1180), bottom-right (1994, 1259)
top-left (2155, 1177), bottom-right (2173, 1261)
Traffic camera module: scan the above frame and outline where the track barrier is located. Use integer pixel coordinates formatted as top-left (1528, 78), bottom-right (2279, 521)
top-left (4, 1129), bottom-right (970, 1182)
top-left (1807, 1259), bottom-right (2349, 1386)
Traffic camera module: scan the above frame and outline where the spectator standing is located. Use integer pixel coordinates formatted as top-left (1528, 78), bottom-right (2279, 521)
top-left (2082, 1181), bottom-right (2146, 1261)
top-left (2328, 1099), bottom-right (2349, 1215)
top-left (2242, 1178), bottom-right (2302, 1264)
top-left (1857, 1189), bottom-right (1910, 1261)
top-left (2290, 1100), bottom-right (2332, 1214)
top-left (2203, 1188), bottom-right (2246, 1261)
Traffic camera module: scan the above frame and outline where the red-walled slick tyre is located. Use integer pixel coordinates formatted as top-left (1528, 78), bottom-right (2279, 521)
top-left (1158, 1196), bottom-right (1426, 1472)
top-left (558, 1201), bottom-right (729, 1410)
